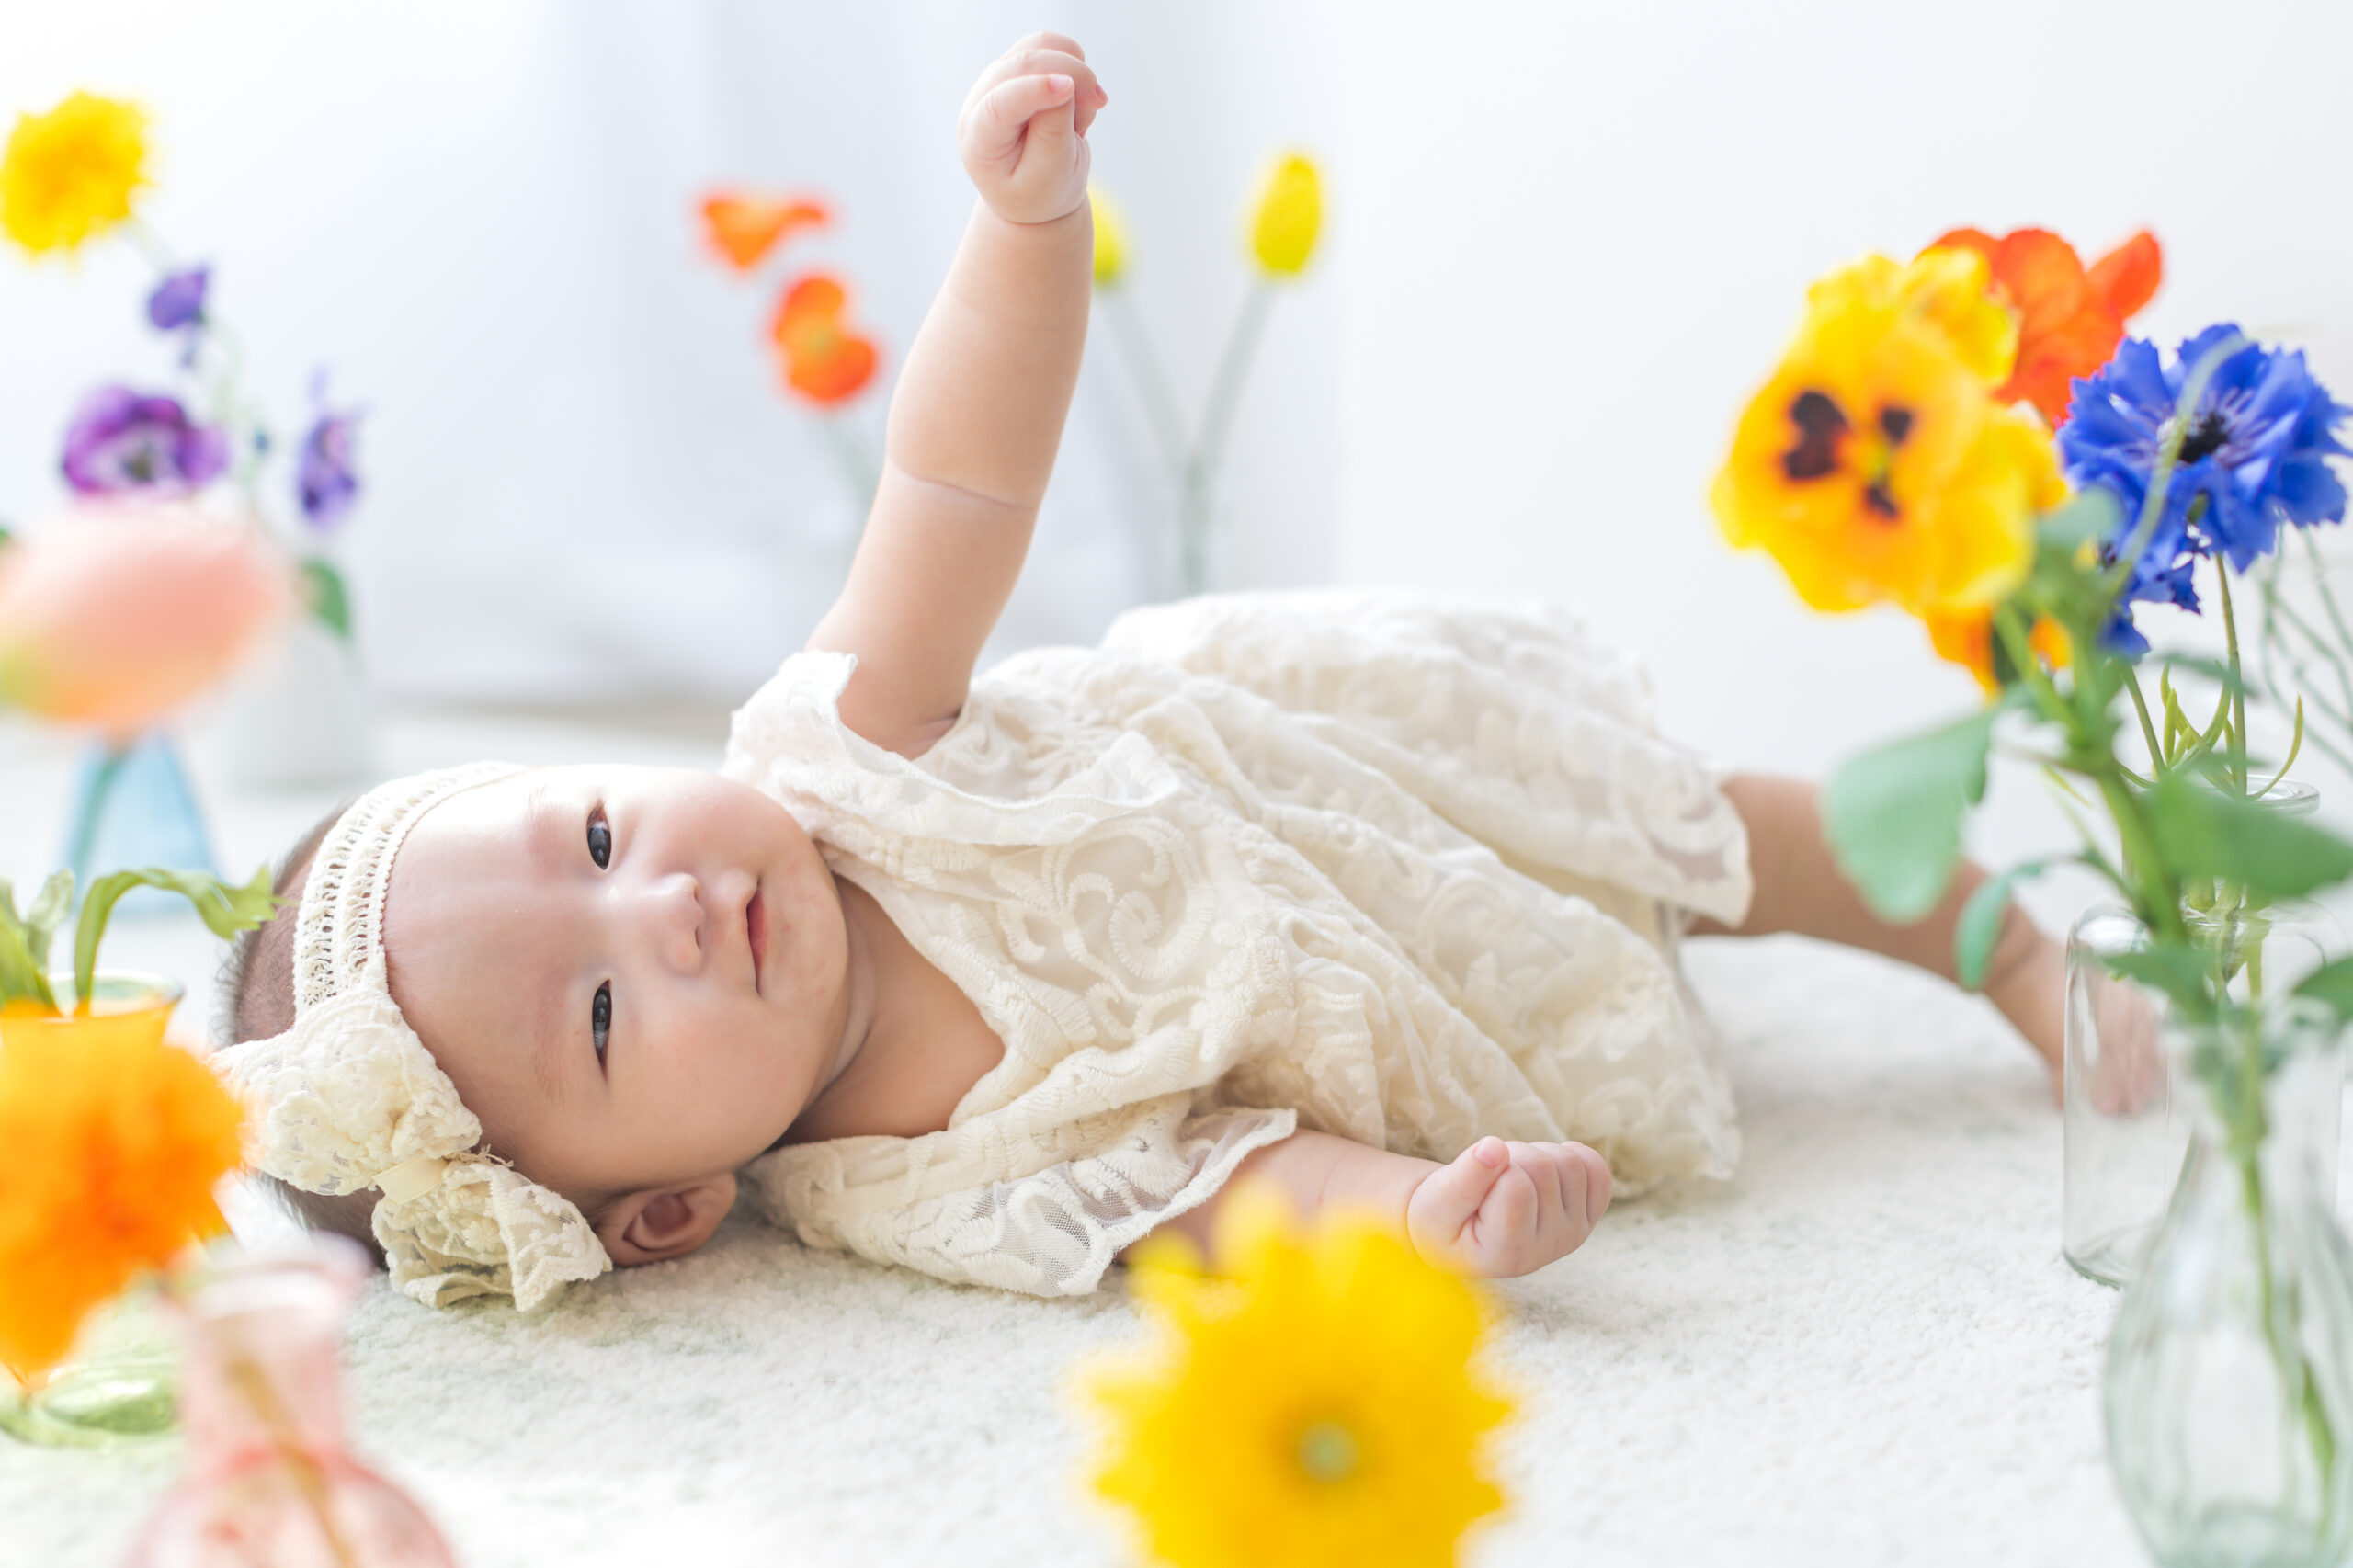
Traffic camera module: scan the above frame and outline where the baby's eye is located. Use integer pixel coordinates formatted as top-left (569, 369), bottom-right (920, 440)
top-left (587, 804), bottom-right (611, 869)
top-left (591, 982), bottom-right (611, 1066)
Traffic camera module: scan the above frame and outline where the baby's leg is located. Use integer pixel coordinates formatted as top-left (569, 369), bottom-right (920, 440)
top-left (1689, 774), bottom-right (2065, 1094)
top-left (1126, 1130), bottom-right (1610, 1278)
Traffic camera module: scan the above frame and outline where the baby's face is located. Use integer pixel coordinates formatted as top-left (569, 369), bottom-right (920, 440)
top-left (382, 764), bottom-right (846, 1209)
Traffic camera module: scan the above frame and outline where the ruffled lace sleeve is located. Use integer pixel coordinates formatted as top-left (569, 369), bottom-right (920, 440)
top-left (739, 1105), bottom-right (1294, 1296)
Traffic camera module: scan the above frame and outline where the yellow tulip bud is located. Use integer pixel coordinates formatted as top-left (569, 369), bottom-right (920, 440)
top-left (1088, 183), bottom-right (1127, 289)
top-left (1247, 153), bottom-right (1321, 278)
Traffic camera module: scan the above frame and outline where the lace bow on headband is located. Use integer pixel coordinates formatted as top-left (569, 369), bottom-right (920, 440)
top-left (216, 762), bottom-right (612, 1310)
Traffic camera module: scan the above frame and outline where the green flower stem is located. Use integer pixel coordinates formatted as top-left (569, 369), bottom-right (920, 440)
top-left (2217, 561), bottom-right (2252, 793)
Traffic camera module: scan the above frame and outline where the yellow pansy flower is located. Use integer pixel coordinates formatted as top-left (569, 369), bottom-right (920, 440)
top-left (1079, 1187), bottom-right (1512, 1568)
top-left (1, 91), bottom-right (149, 257)
top-left (1924, 602), bottom-right (2073, 697)
top-left (1712, 257), bottom-right (2060, 617)
top-left (1089, 182), bottom-right (1128, 289)
top-left (1804, 248), bottom-right (2018, 386)
top-left (1248, 153), bottom-right (1321, 278)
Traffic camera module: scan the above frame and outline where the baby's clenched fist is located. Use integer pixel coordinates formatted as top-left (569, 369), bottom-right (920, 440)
top-left (958, 31), bottom-right (1107, 226)
top-left (1406, 1137), bottom-right (1612, 1278)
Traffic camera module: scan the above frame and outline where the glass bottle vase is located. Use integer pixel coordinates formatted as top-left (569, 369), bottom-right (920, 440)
top-left (2106, 1000), bottom-right (2353, 1567)
top-left (2065, 838), bottom-right (2345, 1288)
top-left (122, 1243), bottom-right (457, 1568)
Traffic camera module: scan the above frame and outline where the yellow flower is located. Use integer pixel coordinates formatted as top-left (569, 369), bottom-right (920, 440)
top-left (1, 91), bottom-right (149, 257)
top-left (0, 1008), bottom-right (240, 1375)
top-left (1090, 182), bottom-right (1128, 288)
top-left (1804, 248), bottom-right (2018, 385)
top-left (1248, 153), bottom-right (1321, 278)
top-left (1079, 1187), bottom-right (1513, 1568)
top-left (1712, 253), bottom-right (2060, 617)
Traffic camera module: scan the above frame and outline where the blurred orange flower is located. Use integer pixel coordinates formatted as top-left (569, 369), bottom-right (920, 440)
top-left (699, 191), bottom-right (829, 272)
top-left (0, 1017), bottom-right (241, 1375)
top-left (1924, 601), bottom-right (2072, 696)
top-left (1924, 227), bottom-right (2162, 425)
top-left (0, 500), bottom-right (293, 742)
top-left (769, 274), bottom-right (879, 405)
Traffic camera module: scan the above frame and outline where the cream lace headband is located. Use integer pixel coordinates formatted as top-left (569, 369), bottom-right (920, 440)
top-left (218, 763), bottom-right (612, 1310)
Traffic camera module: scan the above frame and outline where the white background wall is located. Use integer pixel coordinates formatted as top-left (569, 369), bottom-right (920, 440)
top-left (6, 0), bottom-right (2353, 927)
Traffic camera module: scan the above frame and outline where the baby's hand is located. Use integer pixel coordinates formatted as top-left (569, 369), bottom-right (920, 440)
top-left (958, 32), bottom-right (1108, 225)
top-left (1406, 1137), bottom-right (1612, 1278)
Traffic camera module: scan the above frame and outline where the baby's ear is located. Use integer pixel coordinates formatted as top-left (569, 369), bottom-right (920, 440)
top-left (594, 1172), bottom-right (738, 1266)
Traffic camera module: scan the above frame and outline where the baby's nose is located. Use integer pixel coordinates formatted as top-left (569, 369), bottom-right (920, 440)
top-left (645, 873), bottom-right (705, 971)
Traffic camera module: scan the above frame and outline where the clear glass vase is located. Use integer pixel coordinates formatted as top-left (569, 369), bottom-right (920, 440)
top-left (122, 1244), bottom-right (457, 1568)
top-left (2106, 1000), bottom-right (2353, 1566)
top-left (2066, 786), bottom-right (2345, 1288)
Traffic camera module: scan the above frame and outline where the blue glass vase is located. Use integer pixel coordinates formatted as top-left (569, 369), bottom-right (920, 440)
top-left (62, 733), bottom-right (217, 911)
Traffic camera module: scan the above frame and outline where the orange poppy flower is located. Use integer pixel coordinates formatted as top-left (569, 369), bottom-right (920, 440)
top-left (769, 273), bottom-right (878, 404)
top-left (1924, 602), bottom-right (2072, 696)
top-left (699, 191), bottom-right (829, 272)
top-left (1924, 227), bottom-right (2162, 425)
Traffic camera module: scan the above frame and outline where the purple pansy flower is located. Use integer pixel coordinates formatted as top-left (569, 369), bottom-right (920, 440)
top-left (144, 266), bottom-right (209, 332)
top-left (59, 385), bottom-right (229, 496)
top-left (293, 371), bottom-right (363, 530)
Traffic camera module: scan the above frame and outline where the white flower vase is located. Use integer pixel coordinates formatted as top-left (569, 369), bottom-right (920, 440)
top-left (197, 612), bottom-right (375, 790)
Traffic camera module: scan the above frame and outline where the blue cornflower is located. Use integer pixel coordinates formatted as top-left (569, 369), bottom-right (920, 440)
top-left (2060, 326), bottom-right (2349, 650)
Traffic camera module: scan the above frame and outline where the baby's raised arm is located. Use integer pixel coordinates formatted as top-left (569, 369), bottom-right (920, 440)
top-left (807, 33), bottom-right (1107, 757)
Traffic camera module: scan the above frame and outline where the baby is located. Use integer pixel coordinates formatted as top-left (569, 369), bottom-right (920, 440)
top-left (217, 34), bottom-right (2063, 1309)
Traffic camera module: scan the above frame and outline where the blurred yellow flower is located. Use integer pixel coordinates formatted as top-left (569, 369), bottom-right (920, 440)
top-left (1079, 1187), bottom-right (1512, 1568)
top-left (1805, 248), bottom-right (2018, 386)
top-left (1090, 183), bottom-right (1128, 289)
top-left (0, 1014), bottom-right (240, 1375)
top-left (1248, 153), bottom-right (1321, 278)
top-left (1712, 254), bottom-right (2060, 617)
top-left (1, 91), bottom-right (149, 257)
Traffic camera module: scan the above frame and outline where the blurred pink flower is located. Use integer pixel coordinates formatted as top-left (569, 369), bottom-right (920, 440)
top-left (0, 501), bottom-right (294, 740)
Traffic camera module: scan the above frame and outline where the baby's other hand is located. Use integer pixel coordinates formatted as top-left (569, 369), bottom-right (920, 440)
top-left (958, 32), bottom-right (1108, 225)
top-left (1406, 1137), bottom-right (1611, 1278)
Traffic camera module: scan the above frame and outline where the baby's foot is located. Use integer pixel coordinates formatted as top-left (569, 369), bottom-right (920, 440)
top-left (1405, 1137), bottom-right (1610, 1278)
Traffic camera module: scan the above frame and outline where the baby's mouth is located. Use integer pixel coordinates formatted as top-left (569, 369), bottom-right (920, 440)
top-left (747, 889), bottom-right (767, 994)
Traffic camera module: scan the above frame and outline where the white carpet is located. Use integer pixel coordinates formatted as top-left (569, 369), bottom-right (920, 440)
top-left (0, 713), bottom-right (2161, 1567)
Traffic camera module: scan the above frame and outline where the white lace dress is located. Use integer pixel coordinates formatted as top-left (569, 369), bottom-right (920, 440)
top-left (724, 592), bottom-right (1754, 1297)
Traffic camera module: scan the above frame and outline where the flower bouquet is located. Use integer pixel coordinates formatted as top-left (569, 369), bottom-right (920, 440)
top-left (696, 189), bottom-right (885, 527)
top-left (1716, 229), bottom-right (2353, 1562)
top-left (1090, 153), bottom-right (1323, 598)
top-left (2, 89), bottom-right (374, 800)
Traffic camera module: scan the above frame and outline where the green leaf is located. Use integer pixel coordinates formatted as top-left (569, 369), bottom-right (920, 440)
top-left (2105, 943), bottom-right (2215, 1017)
top-left (2143, 771), bottom-right (2353, 899)
top-left (74, 865), bottom-right (280, 1010)
top-left (1823, 708), bottom-right (1996, 923)
top-left (301, 558), bottom-right (353, 642)
top-left (23, 869), bottom-right (70, 963)
top-left (1954, 860), bottom-right (2048, 991)
top-left (0, 880), bottom-right (53, 1012)
top-left (2036, 489), bottom-right (2123, 553)
top-left (2296, 957), bottom-right (2353, 1021)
